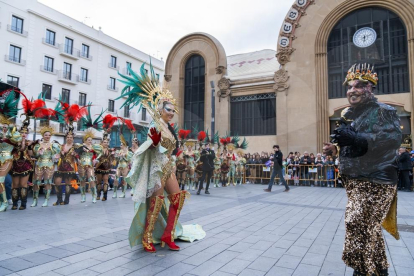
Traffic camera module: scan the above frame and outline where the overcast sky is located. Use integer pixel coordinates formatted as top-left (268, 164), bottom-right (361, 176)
top-left (38, 0), bottom-right (292, 62)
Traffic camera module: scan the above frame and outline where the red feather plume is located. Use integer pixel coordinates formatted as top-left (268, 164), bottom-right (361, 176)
top-left (178, 129), bottom-right (190, 140)
top-left (34, 108), bottom-right (57, 119)
top-left (124, 119), bottom-right (135, 132)
top-left (103, 114), bottom-right (118, 129)
top-left (21, 98), bottom-right (32, 114)
top-left (220, 137), bottom-right (232, 146)
top-left (30, 99), bottom-right (46, 112)
top-left (66, 104), bottom-right (88, 123)
top-left (197, 131), bottom-right (206, 142)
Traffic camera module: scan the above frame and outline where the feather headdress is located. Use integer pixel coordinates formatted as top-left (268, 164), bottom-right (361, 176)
top-left (81, 103), bottom-right (105, 131)
top-left (0, 86), bottom-right (20, 124)
top-left (117, 62), bottom-right (177, 129)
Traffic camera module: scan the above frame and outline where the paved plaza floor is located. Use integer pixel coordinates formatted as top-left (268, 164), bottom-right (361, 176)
top-left (0, 184), bottom-right (413, 276)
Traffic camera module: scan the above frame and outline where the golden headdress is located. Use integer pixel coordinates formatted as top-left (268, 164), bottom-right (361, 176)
top-left (227, 143), bottom-right (235, 151)
top-left (120, 134), bottom-right (128, 147)
top-left (236, 149), bottom-right (244, 156)
top-left (343, 63), bottom-right (378, 86)
top-left (83, 128), bottom-right (95, 142)
top-left (40, 125), bottom-right (55, 136)
top-left (117, 62), bottom-right (178, 130)
top-left (185, 140), bottom-right (195, 149)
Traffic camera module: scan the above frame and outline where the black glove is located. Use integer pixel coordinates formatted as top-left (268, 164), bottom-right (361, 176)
top-left (333, 125), bottom-right (356, 146)
top-left (331, 125), bottom-right (366, 148)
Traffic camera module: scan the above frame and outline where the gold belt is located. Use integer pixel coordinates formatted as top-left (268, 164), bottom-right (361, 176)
top-left (38, 158), bottom-right (52, 162)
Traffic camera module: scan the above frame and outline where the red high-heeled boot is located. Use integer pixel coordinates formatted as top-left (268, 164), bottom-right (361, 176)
top-left (161, 191), bottom-right (188, 250)
top-left (142, 195), bottom-right (164, 253)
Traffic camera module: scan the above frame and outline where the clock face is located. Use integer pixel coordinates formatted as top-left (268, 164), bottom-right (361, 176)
top-left (353, 27), bottom-right (377, 48)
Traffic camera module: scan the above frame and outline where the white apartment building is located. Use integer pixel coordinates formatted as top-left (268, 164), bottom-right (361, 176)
top-left (0, 0), bottom-right (164, 145)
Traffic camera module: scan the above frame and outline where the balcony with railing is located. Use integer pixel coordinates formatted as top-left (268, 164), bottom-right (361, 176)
top-left (107, 84), bottom-right (118, 92)
top-left (122, 68), bottom-right (133, 75)
top-left (42, 38), bottom-right (58, 48)
top-left (108, 62), bottom-right (119, 70)
top-left (40, 65), bottom-right (57, 75)
top-left (58, 44), bottom-right (80, 60)
top-left (80, 51), bottom-right (93, 61)
top-left (4, 55), bottom-right (26, 66)
top-left (57, 70), bottom-right (78, 85)
top-left (7, 24), bottom-right (28, 37)
top-left (77, 75), bottom-right (91, 85)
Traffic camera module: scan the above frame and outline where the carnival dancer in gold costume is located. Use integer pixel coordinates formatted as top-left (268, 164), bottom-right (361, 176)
top-left (54, 101), bottom-right (89, 206)
top-left (10, 119), bottom-right (34, 210)
top-left (118, 63), bottom-right (205, 253)
top-left (0, 83), bottom-right (21, 212)
top-left (114, 135), bottom-right (132, 198)
top-left (53, 125), bottom-right (79, 206)
top-left (32, 126), bottom-right (61, 207)
top-left (236, 150), bottom-right (246, 185)
top-left (95, 131), bottom-right (115, 201)
top-left (76, 129), bottom-right (102, 203)
top-left (324, 64), bottom-right (401, 276)
top-left (184, 141), bottom-right (196, 190)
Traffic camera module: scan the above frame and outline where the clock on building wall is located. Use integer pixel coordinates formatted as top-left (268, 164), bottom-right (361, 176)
top-left (353, 27), bottom-right (377, 48)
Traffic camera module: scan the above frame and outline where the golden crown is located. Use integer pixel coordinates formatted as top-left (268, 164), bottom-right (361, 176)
top-left (343, 63), bottom-right (378, 86)
top-left (39, 125), bottom-right (55, 136)
top-left (83, 128), bottom-right (95, 142)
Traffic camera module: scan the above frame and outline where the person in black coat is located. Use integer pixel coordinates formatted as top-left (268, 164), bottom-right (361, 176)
top-left (398, 147), bottom-right (412, 191)
top-left (197, 142), bottom-right (215, 195)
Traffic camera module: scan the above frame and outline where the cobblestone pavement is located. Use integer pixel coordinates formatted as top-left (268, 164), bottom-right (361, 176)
top-left (1, 184), bottom-right (413, 276)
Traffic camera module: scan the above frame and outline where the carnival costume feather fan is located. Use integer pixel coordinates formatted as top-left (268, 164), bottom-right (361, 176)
top-left (178, 129), bottom-right (191, 146)
top-left (197, 131), bottom-right (206, 142)
top-left (236, 137), bottom-right (248, 150)
top-left (213, 131), bottom-right (220, 145)
top-left (59, 101), bottom-right (89, 124)
top-left (103, 114), bottom-right (119, 130)
top-left (117, 62), bottom-right (177, 127)
top-left (231, 134), bottom-right (240, 145)
top-left (81, 102), bottom-right (105, 131)
top-left (0, 89), bottom-right (20, 124)
top-left (123, 119), bottom-right (136, 132)
top-left (19, 92), bottom-right (47, 118)
top-left (178, 129), bottom-right (191, 140)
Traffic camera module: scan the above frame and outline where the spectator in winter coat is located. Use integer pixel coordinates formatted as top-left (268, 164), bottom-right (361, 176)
top-left (398, 147), bottom-right (412, 191)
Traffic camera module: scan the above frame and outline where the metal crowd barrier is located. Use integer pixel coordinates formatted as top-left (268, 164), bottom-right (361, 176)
top-left (244, 164), bottom-right (340, 187)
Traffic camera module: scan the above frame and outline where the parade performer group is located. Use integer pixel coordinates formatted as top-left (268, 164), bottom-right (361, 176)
top-left (0, 81), bottom-right (139, 211)
top-left (324, 64), bottom-right (401, 276)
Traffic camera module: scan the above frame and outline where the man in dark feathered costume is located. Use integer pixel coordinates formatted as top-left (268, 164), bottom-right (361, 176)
top-left (324, 64), bottom-right (401, 276)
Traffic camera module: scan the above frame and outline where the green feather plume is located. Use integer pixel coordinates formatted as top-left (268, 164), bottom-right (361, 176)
top-left (213, 131), bottom-right (220, 145)
top-left (239, 138), bottom-right (248, 150)
top-left (81, 102), bottom-right (105, 131)
top-left (2, 90), bottom-right (20, 118)
top-left (116, 61), bottom-right (159, 112)
top-left (231, 134), bottom-right (240, 145)
top-left (192, 124), bottom-right (199, 140)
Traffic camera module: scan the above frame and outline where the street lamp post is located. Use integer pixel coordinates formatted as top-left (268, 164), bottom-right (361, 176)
top-left (210, 81), bottom-right (215, 142)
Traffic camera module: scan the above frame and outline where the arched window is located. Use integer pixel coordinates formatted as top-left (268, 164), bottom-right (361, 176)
top-left (184, 55), bottom-right (205, 133)
top-left (328, 7), bottom-right (409, 98)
